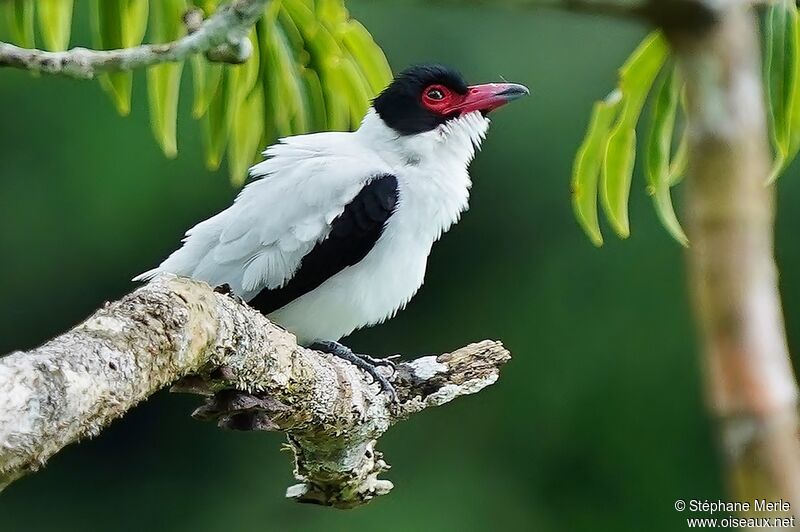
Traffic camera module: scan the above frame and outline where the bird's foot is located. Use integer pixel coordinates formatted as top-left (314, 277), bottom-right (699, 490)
top-left (213, 283), bottom-right (246, 305)
top-left (311, 341), bottom-right (399, 403)
top-left (354, 353), bottom-right (400, 369)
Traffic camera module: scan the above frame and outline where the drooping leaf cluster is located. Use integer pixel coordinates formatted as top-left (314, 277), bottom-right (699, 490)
top-left (1, 0), bottom-right (392, 185)
top-left (11, 1), bottom-right (800, 244)
top-left (572, 0), bottom-right (800, 246)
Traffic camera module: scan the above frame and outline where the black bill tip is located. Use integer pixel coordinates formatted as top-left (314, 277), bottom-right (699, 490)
top-left (496, 83), bottom-right (530, 100)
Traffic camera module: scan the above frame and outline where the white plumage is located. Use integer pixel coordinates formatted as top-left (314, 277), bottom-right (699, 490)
top-left (135, 108), bottom-right (490, 344)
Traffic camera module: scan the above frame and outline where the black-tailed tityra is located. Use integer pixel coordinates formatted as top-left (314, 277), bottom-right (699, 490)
top-left (135, 64), bottom-right (528, 399)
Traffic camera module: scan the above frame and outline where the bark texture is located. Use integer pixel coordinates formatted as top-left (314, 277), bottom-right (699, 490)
top-left (486, 0), bottom-right (800, 515)
top-left (0, 275), bottom-right (510, 508)
top-left (0, 0), bottom-right (267, 78)
top-left (667, 2), bottom-right (800, 519)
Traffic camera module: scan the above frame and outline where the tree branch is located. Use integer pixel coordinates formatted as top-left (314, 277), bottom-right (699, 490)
top-left (0, 0), bottom-right (268, 78)
top-left (665, 1), bottom-right (800, 519)
top-left (0, 275), bottom-right (510, 508)
top-left (439, 0), bottom-right (755, 24)
top-left (463, 0), bottom-right (800, 516)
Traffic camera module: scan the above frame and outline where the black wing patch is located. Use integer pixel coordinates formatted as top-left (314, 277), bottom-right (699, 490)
top-left (248, 174), bottom-right (399, 315)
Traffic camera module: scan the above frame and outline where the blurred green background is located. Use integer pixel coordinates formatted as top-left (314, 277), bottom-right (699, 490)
top-left (5, 2), bottom-right (800, 531)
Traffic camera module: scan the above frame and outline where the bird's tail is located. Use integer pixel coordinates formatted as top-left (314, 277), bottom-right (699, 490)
top-left (132, 268), bottom-right (162, 282)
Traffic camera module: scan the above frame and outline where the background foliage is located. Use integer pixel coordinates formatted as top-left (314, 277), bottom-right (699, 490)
top-left (2, 0), bottom-right (391, 184)
top-left (572, 0), bottom-right (800, 247)
top-left (4, 2), bottom-right (800, 531)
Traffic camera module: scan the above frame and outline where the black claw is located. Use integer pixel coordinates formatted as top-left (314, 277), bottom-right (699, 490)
top-left (371, 370), bottom-right (399, 404)
top-left (355, 353), bottom-right (399, 369)
top-left (311, 340), bottom-right (399, 403)
top-left (213, 283), bottom-right (233, 294)
top-left (213, 283), bottom-right (246, 305)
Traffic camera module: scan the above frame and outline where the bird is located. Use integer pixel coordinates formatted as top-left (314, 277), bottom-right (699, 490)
top-left (135, 64), bottom-right (529, 401)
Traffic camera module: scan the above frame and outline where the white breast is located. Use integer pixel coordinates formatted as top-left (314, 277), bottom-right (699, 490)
top-left (268, 111), bottom-right (489, 344)
top-left (267, 215), bottom-right (430, 344)
top-left (135, 107), bottom-right (489, 345)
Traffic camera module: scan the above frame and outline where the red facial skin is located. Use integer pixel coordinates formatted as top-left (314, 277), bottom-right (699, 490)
top-left (421, 82), bottom-right (529, 116)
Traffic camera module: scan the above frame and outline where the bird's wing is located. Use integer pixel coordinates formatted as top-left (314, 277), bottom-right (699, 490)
top-left (133, 133), bottom-right (390, 299)
top-left (248, 173), bottom-right (398, 314)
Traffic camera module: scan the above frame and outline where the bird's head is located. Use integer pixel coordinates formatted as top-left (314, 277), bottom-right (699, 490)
top-left (373, 64), bottom-right (529, 136)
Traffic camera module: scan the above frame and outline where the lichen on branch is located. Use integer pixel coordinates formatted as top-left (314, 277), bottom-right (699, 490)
top-left (0, 0), bottom-right (268, 78)
top-left (0, 275), bottom-right (510, 508)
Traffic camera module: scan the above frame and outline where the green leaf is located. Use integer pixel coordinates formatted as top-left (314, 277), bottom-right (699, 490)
top-left (90, 0), bottom-right (132, 116)
top-left (322, 63), bottom-right (354, 131)
top-left (571, 90), bottom-right (622, 247)
top-left (645, 67), bottom-right (688, 246)
top-left (191, 0), bottom-right (219, 16)
top-left (339, 56), bottom-right (372, 128)
top-left (764, 0), bottom-right (786, 156)
top-left (652, 185), bottom-right (687, 246)
top-left (276, 3), bottom-right (306, 60)
top-left (190, 0), bottom-right (224, 120)
top-left (191, 57), bottom-right (223, 119)
top-left (301, 67), bottom-right (328, 131)
top-left (645, 68), bottom-right (678, 191)
top-left (214, 21), bottom-right (260, 179)
top-left (770, 3), bottom-right (800, 183)
top-left (260, 11), bottom-right (293, 138)
top-left (276, 6), bottom-right (314, 133)
top-left (255, 12), bottom-right (278, 145)
top-left (601, 127), bottom-right (637, 238)
top-left (274, 17), bottom-right (311, 133)
top-left (316, 0), bottom-right (348, 27)
top-left (668, 127), bottom-right (688, 186)
top-left (123, 0), bottom-right (149, 48)
top-left (44, 0), bottom-right (389, 182)
top-left (146, 0), bottom-right (187, 158)
top-left (201, 72), bottom-right (231, 171)
top-left (147, 62), bottom-right (184, 158)
top-left (601, 31), bottom-right (669, 238)
top-left (231, 28), bottom-right (261, 104)
top-left (36, 0), bottom-right (73, 52)
top-left (225, 29), bottom-right (263, 182)
top-left (228, 86), bottom-right (265, 186)
top-left (4, 0), bottom-right (35, 48)
top-left (340, 20), bottom-right (393, 95)
top-left (764, 0), bottom-right (797, 181)
top-left (283, 0), bottom-right (350, 131)
top-left (318, 1), bottom-right (380, 127)
top-left (271, 0), bottom-right (333, 134)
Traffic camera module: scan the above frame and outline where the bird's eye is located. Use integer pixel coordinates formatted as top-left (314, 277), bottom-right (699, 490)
top-left (426, 88), bottom-right (445, 100)
top-left (421, 84), bottom-right (456, 113)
